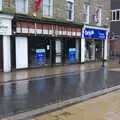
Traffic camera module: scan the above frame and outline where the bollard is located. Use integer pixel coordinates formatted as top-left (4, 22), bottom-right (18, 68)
top-left (118, 50), bottom-right (120, 64)
top-left (102, 59), bottom-right (105, 67)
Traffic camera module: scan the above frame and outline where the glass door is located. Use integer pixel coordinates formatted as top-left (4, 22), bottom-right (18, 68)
top-left (55, 39), bottom-right (62, 64)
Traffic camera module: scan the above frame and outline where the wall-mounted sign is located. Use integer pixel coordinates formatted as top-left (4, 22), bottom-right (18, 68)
top-left (0, 14), bottom-right (13, 35)
top-left (84, 28), bottom-right (106, 40)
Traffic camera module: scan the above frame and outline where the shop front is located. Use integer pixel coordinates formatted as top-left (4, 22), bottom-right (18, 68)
top-left (12, 16), bottom-right (82, 70)
top-left (81, 25), bottom-right (109, 63)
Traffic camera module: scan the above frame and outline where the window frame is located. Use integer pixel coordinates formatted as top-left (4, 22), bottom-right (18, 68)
top-left (112, 9), bottom-right (120, 22)
top-left (84, 3), bottom-right (90, 24)
top-left (43, 0), bottom-right (53, 17)
top-left (15, 0), bottom-right (28, 14)
top-left (66, 0), bottom-right (74, 21)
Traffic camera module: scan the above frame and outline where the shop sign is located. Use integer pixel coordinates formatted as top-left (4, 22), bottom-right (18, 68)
top-left (84, 28), bottom-right (106, 40)
top-left (16, 22), bottom-right (82, 37)
top-left (0, 18), bottom-right (12, 35)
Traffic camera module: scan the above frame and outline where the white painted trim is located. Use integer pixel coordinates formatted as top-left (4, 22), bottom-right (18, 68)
top-left (0, 0), bottom-right (2, 10)
top-left (0, 14), bottom-right (13, 20)
top-left (84, 25), bottom-right (109, 31)
top-left (16, 37), bottom-right (28, 69)
top-left (66, 0), bottom-right (74, 2)
top-left (104, 30), bottom-right (109, 60)
top-left (3, 36), bottom-right (11, 72)
top-left (81, 28), bottom-right (85, 63)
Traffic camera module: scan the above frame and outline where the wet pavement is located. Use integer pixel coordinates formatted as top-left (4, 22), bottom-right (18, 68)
top-left (0, 66), bottom-right (120, 118)
top-left (0, 63), bottom-right (102, 83)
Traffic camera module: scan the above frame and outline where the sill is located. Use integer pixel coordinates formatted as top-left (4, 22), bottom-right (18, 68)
top-left (42, 15), bottom-right (53, 18)
top-left (66, 19), bottom-right (74, 22)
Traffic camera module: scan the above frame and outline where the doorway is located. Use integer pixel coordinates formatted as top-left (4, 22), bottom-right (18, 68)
top-left (28, 36), bottom-right (51, 67)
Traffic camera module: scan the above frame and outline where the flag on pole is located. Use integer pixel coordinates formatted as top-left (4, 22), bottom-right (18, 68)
top-left (32, 0), bottom-right (42, 16)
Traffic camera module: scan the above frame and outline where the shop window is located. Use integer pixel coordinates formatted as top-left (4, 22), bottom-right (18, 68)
top-left (15, 0), bottom-right (28, 13)
top-left (43, 0), bottom-right (53, 17)
top-left (84, 3), bottom-right (90, 24)
top-left (95, 7), bottom-right (102, 26)
top-left (0, 0), bottom-right (2, 10)
top-left (66, 0), bottom-right (74, 21)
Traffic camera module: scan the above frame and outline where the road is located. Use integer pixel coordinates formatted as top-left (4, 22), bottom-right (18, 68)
top-left (0, 67), bottom-right (120, 118)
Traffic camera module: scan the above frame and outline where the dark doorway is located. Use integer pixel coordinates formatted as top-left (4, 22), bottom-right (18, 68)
top-left (28, 36), bottom-right (52, 67)
top-left (85, 39), bottom-right (102, 61)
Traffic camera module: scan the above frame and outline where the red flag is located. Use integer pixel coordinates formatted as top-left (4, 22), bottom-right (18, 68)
top-left (32, 0), bottom-right (42, 16)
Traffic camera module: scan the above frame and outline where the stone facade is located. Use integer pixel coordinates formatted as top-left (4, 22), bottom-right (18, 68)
top-left (1, 0), bottom-right (110, 26)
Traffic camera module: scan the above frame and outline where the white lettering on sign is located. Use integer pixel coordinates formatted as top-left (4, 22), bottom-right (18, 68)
top-left (85, 30), bottom-right (94, 36)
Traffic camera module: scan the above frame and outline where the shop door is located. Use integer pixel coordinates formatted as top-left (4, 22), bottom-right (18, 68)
top-left (55, 40), bottom-right (62, 64)
top-left (0, 37), bottom-right (3, 71)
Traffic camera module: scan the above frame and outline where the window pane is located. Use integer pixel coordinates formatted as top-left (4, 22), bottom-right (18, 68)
top-left (84, 4), bottom-right (89, 24)
top-left (16, 0), bottom-right (26, 13)
top-left (116, 11), bottom-right (119, 20)
top-left (43, 0), bottom-right (49, 5)
top-left (112, 11), bottom-right (116, 20)
top-left (43, 5), bottom-right (49, 16)
top-left (43, 0), bottom-right (53, 17)
top-left (67, 1), bottom-right (73, 20)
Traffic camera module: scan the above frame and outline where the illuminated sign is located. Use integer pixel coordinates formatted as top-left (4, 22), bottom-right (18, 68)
top-left (68, 48), bottom-right (76, 62)
top-left (84, 28), bottom-right (106, 40)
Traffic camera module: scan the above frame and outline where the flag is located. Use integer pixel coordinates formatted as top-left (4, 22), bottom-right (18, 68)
top-left (32, 0), bottom-right (42, 16)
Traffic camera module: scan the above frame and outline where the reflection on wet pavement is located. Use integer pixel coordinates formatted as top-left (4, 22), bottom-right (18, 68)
top-left (0, 67), bottom-right (120, 118)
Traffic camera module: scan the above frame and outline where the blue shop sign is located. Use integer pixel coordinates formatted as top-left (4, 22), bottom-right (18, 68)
top-left (84, 28), bottom-right (106, 40)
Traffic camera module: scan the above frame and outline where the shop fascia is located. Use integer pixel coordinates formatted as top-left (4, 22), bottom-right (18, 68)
top-left (15, 20), bottom-right (82, 37)
top-left (0, 14), bottom-right (13, 36)
top-left (82, 25), bottom-right (109, 40)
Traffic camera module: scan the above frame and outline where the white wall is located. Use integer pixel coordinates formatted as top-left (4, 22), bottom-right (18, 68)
top-left (16, 37), bottom-right (28, 69)
top-left (3, 36), bottom-right (11, 72)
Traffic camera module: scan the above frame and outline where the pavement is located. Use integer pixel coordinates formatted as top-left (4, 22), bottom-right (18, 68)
top-left (0, 61), bottom-right (120, 83)
top-left (32, 90), bottom-right (120, 120)
top-left (0, 62), bottom-right (102, 83)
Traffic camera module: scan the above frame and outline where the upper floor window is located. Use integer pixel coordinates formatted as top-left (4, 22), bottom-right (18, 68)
top-left (16, 0), bottom-right (28, 13)
top-left (95, 7), bottom-right (102, 26)
top-left (43, 0), bottom-right (53, 17)
top-left (0, 0), bottom-right (2, 11)
top-left (112, 9), bottom-right (120, 21)
top-left (84, 3), bottom-right (90, 24)
top-left (66, 0), bottom-right (74, 21)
